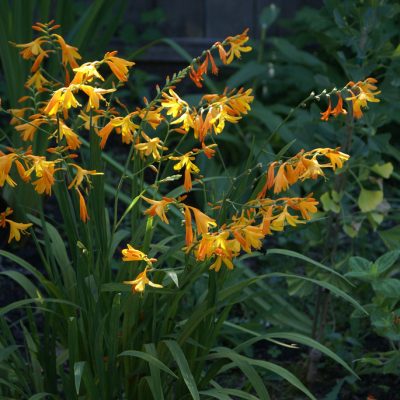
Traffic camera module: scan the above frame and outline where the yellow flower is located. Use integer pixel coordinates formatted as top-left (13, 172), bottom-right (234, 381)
top-left (25, 70), bottom-right (50, 91)
top-left (103, 51), bottom-right (135, 82)
top-left (274, 164), bottom-right (289, 194)
top-left (8, 108), bottom-right (28, 125)
top-left (0, 208), bottom-right (32, 243)
top-left (53, 34), bottom-right (81, 69)
top-left (270, 206), bottom-right (305, 231)
top-left (7, 220), bottom-right (33, 243)
top-left (123, 266), bottom-right (162, 293)
top-left (224, 29), bottom-right (252, 64)
top-left (346, 77), bottom-right (380, 119)
top-left (121, 244), bottom-right (157, 264)
top-left (71, 62), bottom-right (104, 84)
top-left (79, 85), bottom-right (115, 111)
top-left (137, 107), bottom-right (164, 130)
top-left (43, 87), bottom-right (81, 116)
top-left (195, 231), bottom-right (240, 272)
top-left (229, 215), bottom-right (264, 253)
top-left (142, 196), bottom-right (175, 224)
top-left (171, 153), bottom-right (200, 192)
top-left (58, 122), bottom-right (81, 150)
top-left (0, 152), bottom-right (18, 187)
top-left (298, 156), bottom-right (325, 181)
top-left (135, 132), bottom-right (168, 160)
top-left (14, 116), bottom-right (48, 142)
top-left (24, 156), bottom-right (60, 195)
top-left (316, 148), bottom-right (350, 170)
top-left (97, 114), bottom-right (138, 148)
top-left (78, 111), bottom-right (102, 133)
top-left (161, 89), bottom-right (188, 118)
top-left (68, 164), bottom-right (102, 189)
top-left (187, 205), bottom-right (217, 235)
top-left (14, 37), bottom-right (47, 60)
top-left (287, 197), bottom-right (319, 220)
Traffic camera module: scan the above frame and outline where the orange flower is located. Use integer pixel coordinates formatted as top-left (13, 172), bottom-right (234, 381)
top-left (287, 197), bottom-right (319, 220)
top-left (201, 142), bottom-right (216, 159)
top-left (0, 208), bottom-right (33, 243)
top-left (274, 164), bottom-right (289, 193)
top-left (331, 93), bottom-right (347, 117)
top-left (183, 205), bottom-right (194, 247)
top-left (58, 122), bottom-right (81, 150)
top-left (14, 37), bottom-right (47, 60)
top-left (142, 196), bottom-right (175, 224)
top-left (97, 114), bottom-right (138, 148)
top-left (43, 86), bottom-right (81, 116)
top-left (171, 153), bottom-right (200, 192)
top-left (189, 206), bottom-right (217, 235)
top-left (123, 266), bottom-right (162, 293)
top-left (189, 51), bottom-right (218, 88)
top-left (135, 132), bottom-right (168, 160)
top-left (230, 215), bottom-right (264, 253)
top-left (320, 98), bottom-right (332, 121)
top-left (71, 62), bottom-right (104, 84)
top-left (0, 152), bottom-right (18, 187)
top-left (224, 29), bottom-right (252, 64)
top-left (31, 50), bottom-right (50, 72)
top-left (25, 70), bottom-right (50, 90)
top-left (103, 51), bottom-right (135, 82)
top-left (346, 77), bottom-right (380, 119)
top-left (121, 244), bottom-right (157, 264)
top-left (14, 116), bottom-right (48, 141)
top-left (76, 189), bottom-right (89, 222)
top-left (68, 164), bottom-right (102, 189)
top-left (53, 34), bottom-right (81, 69)
top-left (8, 108), bottom-right (28, 125)
top-left (79, 85), bottom-right (115, 111)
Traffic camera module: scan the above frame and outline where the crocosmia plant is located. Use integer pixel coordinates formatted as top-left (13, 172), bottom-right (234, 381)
top-left (0, 20), bottom-right (379, 399)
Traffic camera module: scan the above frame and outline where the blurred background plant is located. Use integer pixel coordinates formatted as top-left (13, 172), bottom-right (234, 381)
top-left (1, 0), bottom-right (399, 399)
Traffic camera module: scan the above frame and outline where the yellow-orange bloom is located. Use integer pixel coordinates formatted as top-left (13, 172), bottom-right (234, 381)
top-left (71, 62), bottom-right (104, 84)
top-left (135, 132), bottom-right (167, 160)
top-left (103, 51), bottom-right (135, 82)
top-left (9, 108), bottom-right (28, 125)
top-left (287, 197), bottom-right (319, 220)
top-left (123, 266), bottom-right (162, 293)
top-left (25, 70), bottom-right (50, 90)
top-left (97, 114), bottom-right (138, 148)
top-left (76, 189), bottom-right (89, 223)
top-left (142, 196), bottom-right (175, 224)
top-left (223, 29), bottom-right (252, 64)
top-left (0, 152), bottom-right (18, 187)
top-left (44, 87), bottom-right (81, 116)
top-left (271, 206), bottom-right (305, 231)
top-left (68, 164), bottom-right (102, 189)
top-left (14, 37), bottom-right (47, 60)
top-left (14, 116), bottom-right (48, 142)
top-left (53, 34), bottom-right (81, 69)
top-left (0, 208), bottom-right (32, 243)
top-left (79, 85), bottom-right (115, 111)
top-left (346, 78), bottom-right (380, 119)
top-left (171, 153), bottom-right (200, 192)
top-left (229, 215), bottom-right (264, 253)
top-left (58, 122), bottom-right (81, 149)
top-left (121, 243), bottom-right (157, 264)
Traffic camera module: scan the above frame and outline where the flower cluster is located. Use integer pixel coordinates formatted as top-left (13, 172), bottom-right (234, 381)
top-left (4, 21), bottom-right (381, 296)
top-left (320, 78), bottom-right (380, 121)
